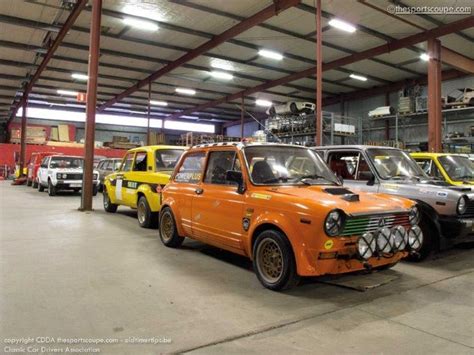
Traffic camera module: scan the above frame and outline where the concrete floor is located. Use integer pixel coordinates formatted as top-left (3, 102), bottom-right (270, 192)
top-left (1, 181), bottom-right (473, 355)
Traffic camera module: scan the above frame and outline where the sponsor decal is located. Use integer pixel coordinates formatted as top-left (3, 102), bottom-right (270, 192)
top-left (324, 240), bottom-right (334, 250)
top-left (437, 191), bottom-right (448, 198)
top-left (251, 193), bottom-right (272, 200)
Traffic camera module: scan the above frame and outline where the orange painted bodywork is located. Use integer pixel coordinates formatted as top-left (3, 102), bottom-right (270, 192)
top-left (162, 146), bottom-right (415, 277)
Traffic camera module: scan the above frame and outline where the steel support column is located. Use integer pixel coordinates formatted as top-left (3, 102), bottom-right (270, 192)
top-left (315, 0), bottom-right (322, 146)
top-left (80, 0), bottom-right (102, 211)
top-left (427, 38), bottom-right (442, 152)
top-left (240, 97), bottom-right (244, 139)
top-left (147, 82), bottom-right (151, 145)
top-left (19, 97), bottom-right (27, 176)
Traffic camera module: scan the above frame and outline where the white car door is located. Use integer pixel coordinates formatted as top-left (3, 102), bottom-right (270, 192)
top-left (38, 157), bottom-right (49, 185)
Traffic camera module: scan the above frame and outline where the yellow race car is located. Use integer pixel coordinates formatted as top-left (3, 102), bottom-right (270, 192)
top-left (411, 152), bottom-right (474, 186)
top-left (103, 145), bottom-right (186, 228)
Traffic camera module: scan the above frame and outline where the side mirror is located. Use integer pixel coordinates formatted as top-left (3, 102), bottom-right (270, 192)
top-left (226, 170), bottom-right (246, 194)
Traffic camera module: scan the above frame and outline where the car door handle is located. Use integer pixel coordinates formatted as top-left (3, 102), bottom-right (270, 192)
top-left (195, 188), bottom-right (203, 195)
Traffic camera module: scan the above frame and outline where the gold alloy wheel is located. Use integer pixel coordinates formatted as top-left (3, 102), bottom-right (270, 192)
top-left (137, 200), bottom-right (147, 224)
top-left (161, 212), bottom-right (174, 242)
top-left (256, 238), bottom-right (284, 283)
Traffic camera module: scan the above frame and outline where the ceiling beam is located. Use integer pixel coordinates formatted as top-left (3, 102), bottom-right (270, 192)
top-left (167, 16), bottom-right (474, 120)
top-left (97, 0), bottom-right (301, 111)
top-left (440, 47), bottom-right (474, 74)
top-left (11, 0), bottom-right (87, 118)
top-left (323, 69), bottom-right (467, 106)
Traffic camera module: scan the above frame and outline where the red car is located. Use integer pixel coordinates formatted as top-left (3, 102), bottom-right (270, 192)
top-left (27, 152), bottom-right (57, 188)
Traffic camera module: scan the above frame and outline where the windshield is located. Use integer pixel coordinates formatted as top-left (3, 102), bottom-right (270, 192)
top-left (50, 157), bottom-right (83, 169)
top-left (243, 146), bottom-right (339, 185)
top-left (155, 149), bottom-right (184, 171)
top-left (438, 155), bottom-right (474, 181)
top-left (367, 148), bottom-right (427, 180)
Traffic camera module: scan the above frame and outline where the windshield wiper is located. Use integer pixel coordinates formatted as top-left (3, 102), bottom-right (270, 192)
top-left (261, 177), bottom-right (289, 183)
top-left (294, 174), bottom-right (334, 185)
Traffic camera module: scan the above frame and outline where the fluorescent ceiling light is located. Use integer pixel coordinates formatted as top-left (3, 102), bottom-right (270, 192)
top-left (258, 49), bottom-right (283, 60)
top-left (175, 88), bottom-right (196, 95)
top-left (122, 17), bottom-right (158, 31)
top-left (210, 59), bottom-right (234, 71)
top-left (71, 73), bottom-right (88, 81)
top-left (420, 53), bottom-right (430, 61)
top-left (150, 100), bottom-right (168, 106)
top-left (57, 89), bottom-right (78, 96)
top-left (210, 71), bottom-right (233, 80)
top-left (349, 74), bottom-right (367, 81)
top-left (122, 4), bottom-right (167, 22)
top-left (256, 99), bottom-right (272, 107)
top-left (328, 18), bottom-right (356, 33)
top-left (16, 107), bottom-right (215, 133)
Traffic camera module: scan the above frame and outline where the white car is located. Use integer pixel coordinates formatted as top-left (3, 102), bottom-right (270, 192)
top-left (37, 155), bottom-right (99, 196)
top-left (267, 101), bottom-right (315, 116)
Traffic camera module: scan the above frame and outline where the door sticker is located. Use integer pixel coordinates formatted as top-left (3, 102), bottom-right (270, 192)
top-left (116, 178), bottom-right (122, 200)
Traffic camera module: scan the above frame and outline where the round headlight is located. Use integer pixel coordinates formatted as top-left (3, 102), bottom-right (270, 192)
top-left (408, 226), bottom-right (423, 251)
top-left (390, 225), bottom-right (407, 251)
top-left (408, 206), bottom-right (420, 225)
top-left (357, 232), bottom-right (376, 260)
top-left (62, 173), bottom-right (68, 179)
top-left (377, 227), bottom-right (392, 254)
top-left (457, 196), bottom-right (467, 215)
top-left (324, 210), bottom-right (344, 236)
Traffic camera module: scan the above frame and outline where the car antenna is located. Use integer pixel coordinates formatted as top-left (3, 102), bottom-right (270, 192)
top-left (233, 104), bottom-right (282, 143)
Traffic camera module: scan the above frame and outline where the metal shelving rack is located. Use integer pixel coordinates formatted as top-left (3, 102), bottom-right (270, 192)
top-left (366, 106), bottom-right (474, 153)
top-left (265, 112), bottom-right (362, 146)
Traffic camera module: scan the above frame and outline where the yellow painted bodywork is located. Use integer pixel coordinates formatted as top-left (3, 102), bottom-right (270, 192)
top-left (411, 152), bottom-right (473, 186)
top-left (104, 145), bottom-right (186, 212)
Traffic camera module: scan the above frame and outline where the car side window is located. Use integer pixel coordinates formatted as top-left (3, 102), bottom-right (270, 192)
top-left (175, 152), bottom-right (206, 183)
top-left (121, 153), bottom-right (134, 172)
top-left (133, 152), bottom-right (147, 172)
top-left (204, 151), bottom-right (241, 185)
top-left (415, 159), bottom-right (431, 175)
top-left (327, 151), bottom-right (373, 181)
top-left (40, 157), bottom-right (49, 168)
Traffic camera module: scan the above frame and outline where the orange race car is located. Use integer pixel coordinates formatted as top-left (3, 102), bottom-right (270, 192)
top-left (159, 143), bottom-right (423, 291)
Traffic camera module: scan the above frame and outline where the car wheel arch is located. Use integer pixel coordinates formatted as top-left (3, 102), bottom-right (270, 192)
top-left (414, 199), bottom-right (442, 249)
top-left (160, 201), bottom-right (186, 236)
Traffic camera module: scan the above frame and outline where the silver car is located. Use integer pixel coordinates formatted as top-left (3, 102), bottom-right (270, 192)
top-left (314, 145), bottom-right (474, 260)
top-left (96, 158), bottom-right (122, 192)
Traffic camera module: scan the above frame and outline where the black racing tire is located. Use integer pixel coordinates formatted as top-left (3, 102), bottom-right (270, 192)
top-left (159, 207), bottom-right (184, 248)
top-left (98, 183), bottom-right (103, 193)
top-left (253, 229), bottom-right (300, 291)
top-left (38, 181), bottom-right (45, 192)
top-left (73, 188), bottom-right (80, 193)
top-left (103, 188), bottom-right (118, 213)
top-left (137, 196), bottom-right (157, 228)
top-left (33, 179), bottom-right (38, 188)
top-left (48, 179), bottom-right (56, 196)
top-left (92, 185), bottom-right (98, 197)
top-left (26, 178), bottom-right (32, 186)
top-left (406, 215), bottom-right (436, 262)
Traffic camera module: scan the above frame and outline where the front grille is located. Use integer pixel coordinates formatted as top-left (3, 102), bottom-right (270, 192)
top-left (464, 200), bottom-right (474, 218)
top-left (341, 212), bottom-right (410, 237)
top-left (66, 173), bottom-right (83, 180)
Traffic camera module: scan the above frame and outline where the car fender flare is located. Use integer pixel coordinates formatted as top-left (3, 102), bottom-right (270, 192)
top-left (103, 179), bottom-right (118, 204)
top-left (414, 199), bottom-right (442, 236)
top-left (247, 212), bottom-right (312, 275)
top-left (160, 198), bottom-right (187, 237)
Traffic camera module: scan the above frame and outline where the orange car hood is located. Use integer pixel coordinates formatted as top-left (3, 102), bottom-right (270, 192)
top-left (261, 185), bottom-right (411, 215)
